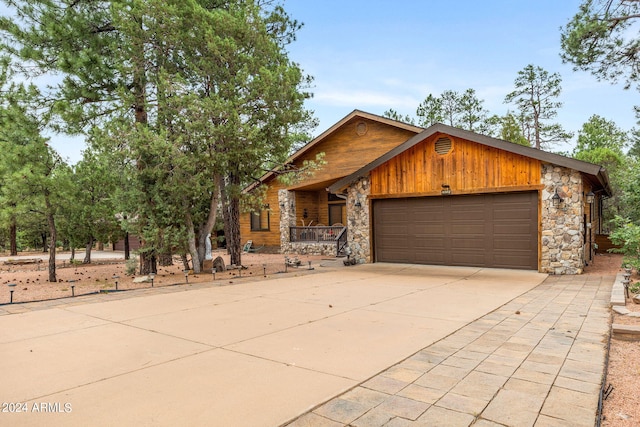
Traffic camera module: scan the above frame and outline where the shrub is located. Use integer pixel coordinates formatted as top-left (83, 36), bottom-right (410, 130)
top-left (609, 216), bottom-right (640, 273)
top-left (125, 256), bottom-right (138, 275)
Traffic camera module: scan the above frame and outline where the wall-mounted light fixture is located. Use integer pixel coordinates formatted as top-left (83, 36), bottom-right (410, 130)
top-left (441, 184), bottom-right (452, 196)
top-left (552, 188), bottom-right (563, 207)
top-left (585, 191), bottom-right (595, 204)
top-left (354, 199), bottom-right (362, 208)
top-left (303, 208), bottom-right (308, 218)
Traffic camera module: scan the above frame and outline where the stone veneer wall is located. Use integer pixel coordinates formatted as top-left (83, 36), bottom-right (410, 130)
top-left (279, 189), bottom-right (295, 254)
top-left (346, 177), bottom-right (371, 263)
top-left (279, 189), bottom-right (337, 256)
top-left (541, 164), bottom-right (585, 274)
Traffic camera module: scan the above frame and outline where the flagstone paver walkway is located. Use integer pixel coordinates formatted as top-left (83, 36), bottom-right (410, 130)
top-left (286, 274), bottom-right (612, 427)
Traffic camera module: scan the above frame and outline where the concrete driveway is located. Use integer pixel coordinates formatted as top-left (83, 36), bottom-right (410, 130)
top-left (0, 263), bottom-right (546, 426)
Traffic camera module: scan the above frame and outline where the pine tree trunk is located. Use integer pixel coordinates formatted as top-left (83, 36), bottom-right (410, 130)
top-left (158, 253), bottom-right (173, 266)
top-left (71, 247), bottom-right (76, 261)
top-left (124, 232), bottom-right (130, 260)
top-left (45, 195), bottom-right (57, 283)
top-left (133, 20), bottom-right (155, 276)
top-left (227, 197), bottom-right (241, 266)
top-left (42, 233), bottom-right (47, 252)
top-left (197, 232), bottom-right (207, 268)
top-left (219, 174), bottom-right (242, 267)
top-left (186, 212), bottom-right (201, 274)
top-left (83, 237), bottom-right (94, 264)
top-left (140, 252), bottom-right (156, 275)
top-left (9, 219), bottom-right (17, 256)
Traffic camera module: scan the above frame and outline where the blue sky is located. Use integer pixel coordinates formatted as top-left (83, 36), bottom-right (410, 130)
top-left (49, 0), bottom-right (638, 162)
top-left (282, 0), bottom-right (638, 151)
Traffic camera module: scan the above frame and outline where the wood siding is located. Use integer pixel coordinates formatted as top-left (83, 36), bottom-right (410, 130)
top-left (240, 181), bottom-right (285, 248)
top-left (290, 118), bottom-right (419, 190)
top-left (370, 133), bottom-right (542, 197)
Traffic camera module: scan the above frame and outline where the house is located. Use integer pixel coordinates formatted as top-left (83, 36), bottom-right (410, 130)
top-left (241, 111), bottom-right (612, 275)
top-left (240, 110), bottom-right (423, 252)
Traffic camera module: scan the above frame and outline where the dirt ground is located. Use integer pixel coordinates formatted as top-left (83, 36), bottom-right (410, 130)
top-left (588, 253), bottom-right (640, 426)
top-left (0, 249), bottom-right (328, 304)
top-left (0, 249), bottom-right (635, 424)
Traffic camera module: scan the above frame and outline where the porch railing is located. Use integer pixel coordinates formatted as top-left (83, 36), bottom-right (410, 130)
top-left (290, 226), bottom-right (346, 243)
top-left (336, 227), bottom-right (348, 256)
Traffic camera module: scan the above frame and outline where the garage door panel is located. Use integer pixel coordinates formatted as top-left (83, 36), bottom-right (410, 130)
top-left (451, 224), bottom-right (485, 234)
top-left (493, 223), bottom-right (534, 235)
top-left (494, 212), bottom-right (534, 222)
top-left (374, 192), bottom-right (538, 270)
top-left (376, 245), bottom-right (411, 262)
top-left (451, 211), bottom-right (483, 221)
top-left (414, 249), bottom-right (446, 264)
top-left (493, 238), bottom-right (533, 250)
top-left (381, 226), bottom-right (409, 235)
top-left (414, 236), bottom-right (446, 248)
top-left (450, 251), bottom-right (486, 266)
top-left (492, 253), bottom-right (534, 269)
top-left (451, 237), bottom-right (485, 250)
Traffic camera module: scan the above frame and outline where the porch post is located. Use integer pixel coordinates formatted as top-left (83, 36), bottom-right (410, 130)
top-left (346, 177), bottom-right (371, 263)
top-left (279, 189), bottom-right (295, 254)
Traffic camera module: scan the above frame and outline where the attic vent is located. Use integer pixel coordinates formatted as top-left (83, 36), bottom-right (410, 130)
top-left (435, 137), bottom-right (452, 155)
top-left (356, 121), bottom-right (368, 136)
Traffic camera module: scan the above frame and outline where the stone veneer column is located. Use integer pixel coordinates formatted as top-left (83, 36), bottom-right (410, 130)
top-left (279, 189), bottom-right (295, 254)
top-left (346, 177), bottom-right (371, 263)
top-left (541, 164), bottom-right (585, 274)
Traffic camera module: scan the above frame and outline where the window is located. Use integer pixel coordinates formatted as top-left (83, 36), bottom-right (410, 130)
top-left (250, 209), bottom-right (270, 231)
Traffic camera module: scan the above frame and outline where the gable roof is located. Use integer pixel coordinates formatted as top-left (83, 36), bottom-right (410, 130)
top-left (327, 123), bottom-right (613, 196)
top-left (244, 110), bottom-right (423, 193)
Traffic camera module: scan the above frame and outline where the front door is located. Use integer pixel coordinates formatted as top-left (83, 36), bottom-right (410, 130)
top-left (329, 203), bottom-right (346, 225)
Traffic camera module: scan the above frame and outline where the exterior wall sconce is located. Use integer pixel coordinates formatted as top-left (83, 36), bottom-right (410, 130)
top-left (586, 191), bottom-right (595, 204)
top-left (303, 208), bottom-right (308, 218)
top-left (354, 200), bottom-right (362, 208)
top-left (441, 184), bottom-right (452, 196)
top-left (552, 188), bottom-right (563, 207)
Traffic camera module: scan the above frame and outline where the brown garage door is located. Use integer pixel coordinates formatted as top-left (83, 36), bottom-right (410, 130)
top-left (373, 192), bottom-right (538, 270)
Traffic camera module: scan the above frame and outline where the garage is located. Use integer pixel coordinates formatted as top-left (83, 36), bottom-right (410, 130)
top-left (373, 192), bottom-right (538, 270)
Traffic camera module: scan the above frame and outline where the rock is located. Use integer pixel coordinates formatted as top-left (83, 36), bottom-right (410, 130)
top-left (613, 306), bottom-right (630, 315)
top-left (213, 256), bottom-right (225, 272)
top-left (133, 276), bottom-right (149, 283)
top-left (634, 294), bottom-right (640, 304)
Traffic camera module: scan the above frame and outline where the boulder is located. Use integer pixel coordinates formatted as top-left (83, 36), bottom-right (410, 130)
top-left (213, 256), bottom-right (225, 272)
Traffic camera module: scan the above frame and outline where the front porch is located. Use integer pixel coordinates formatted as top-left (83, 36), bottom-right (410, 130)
top-left (287, 225), bottom-right (348, 256)
top-left (279, 188), bottom-right (348, 257)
